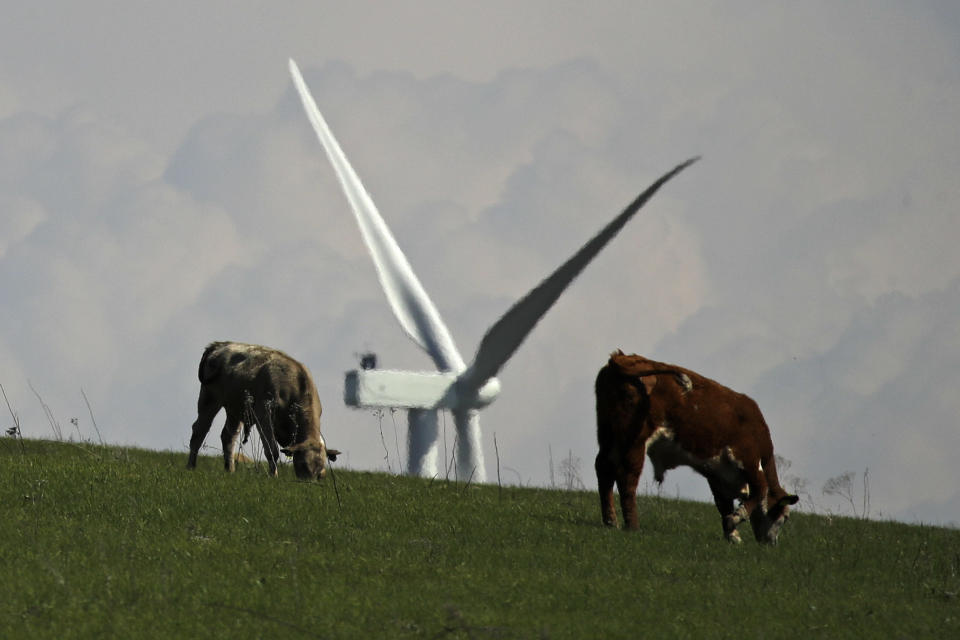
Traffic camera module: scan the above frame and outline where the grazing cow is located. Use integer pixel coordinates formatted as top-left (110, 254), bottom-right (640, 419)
top-left (186, 341), bottom-right (339, 480)
top-left (595, 350), bottom-right (798, 544)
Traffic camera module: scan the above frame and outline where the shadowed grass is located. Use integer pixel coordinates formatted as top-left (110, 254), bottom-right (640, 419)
top-left (1, 439), bottom-right (957, 638)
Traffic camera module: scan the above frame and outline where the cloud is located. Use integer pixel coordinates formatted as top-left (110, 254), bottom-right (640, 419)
top-left (0, 194), bottom-right (45, 259)
top-left (0, 108), bottom-right (244, 443)
top-left (751, 279), bottom-right (960, 522)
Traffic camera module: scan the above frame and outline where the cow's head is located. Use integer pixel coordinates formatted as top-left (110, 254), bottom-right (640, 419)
top-left (750, 493), bottom-right (800, 544)
top-left (281, 439), bottom-right (339, 480)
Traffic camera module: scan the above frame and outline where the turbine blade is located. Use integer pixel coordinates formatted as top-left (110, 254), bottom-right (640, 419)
top-left (459, 157), bottom-right (699, 392)
top-left (289, 59), bottom-right (466, 372)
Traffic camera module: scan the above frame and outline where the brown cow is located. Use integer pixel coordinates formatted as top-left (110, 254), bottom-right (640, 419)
top-left (186, 341), bottom-right (339, 480)
top-left (595, 350), bottom-right (798, 543)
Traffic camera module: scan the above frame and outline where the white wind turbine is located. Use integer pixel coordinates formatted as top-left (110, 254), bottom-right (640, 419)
top-left (289, 59), bottom-right (697, 482)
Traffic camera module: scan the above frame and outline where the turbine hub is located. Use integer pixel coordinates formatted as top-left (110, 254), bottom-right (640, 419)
top-left (474, 377), bottom-right (501, 408)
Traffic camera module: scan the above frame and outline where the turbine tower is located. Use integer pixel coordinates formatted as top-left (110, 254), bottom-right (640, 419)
top-left (289, 59), bottom-right (697, 482)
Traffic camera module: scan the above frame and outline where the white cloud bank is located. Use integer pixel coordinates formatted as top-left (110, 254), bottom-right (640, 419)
top-left (1, 3), bottom-right (959, 526)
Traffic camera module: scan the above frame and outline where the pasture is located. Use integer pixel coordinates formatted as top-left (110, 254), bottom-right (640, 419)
top-left (1, 438), bottom-right (957, 638)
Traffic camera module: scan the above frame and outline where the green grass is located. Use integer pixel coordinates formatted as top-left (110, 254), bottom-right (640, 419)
top-left (1, 438), bottom-right (958, 638)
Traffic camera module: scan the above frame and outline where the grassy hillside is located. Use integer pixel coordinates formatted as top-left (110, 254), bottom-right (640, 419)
top-left (1, 438), bottom-right (957, 638)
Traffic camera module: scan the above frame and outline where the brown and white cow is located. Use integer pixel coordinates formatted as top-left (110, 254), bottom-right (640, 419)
top-left (595, 350), bottom-right (798, 543)
top-left (186, 341), bottom-right (339, 480)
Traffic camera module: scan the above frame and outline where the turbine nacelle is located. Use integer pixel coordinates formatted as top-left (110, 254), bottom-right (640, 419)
top-left (344, 369), bottom-right (501, 410)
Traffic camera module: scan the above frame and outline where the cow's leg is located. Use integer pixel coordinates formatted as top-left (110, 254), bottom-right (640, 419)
top-left (187, 387), bottom-right (221, 469)
top-left (616, 449), bottom-right (645, 531)
top-left (253, 400), bottom-right (281, 477)
top-left (595, 450), bottom-right (618, 528)
top-left (221, 413), bottom-right (243, 472)
top-left (708, 478), bottom-right (744, 544)
top-left (739, 466), bottom-right (772, 543)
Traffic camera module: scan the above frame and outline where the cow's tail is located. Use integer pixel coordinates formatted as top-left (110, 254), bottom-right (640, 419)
top-left (607, 353), bottom-right (693, 393)
top-left (197, 342), bottom-right (223, 384)
top-left (628, 368), bottom-right (693, 394)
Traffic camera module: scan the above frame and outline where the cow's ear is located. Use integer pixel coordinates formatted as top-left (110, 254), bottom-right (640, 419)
top-left (327, 449), bottom-right (341, 462)
top-left (281, 442), bottom-right (305, 456)
top-left (779, 494), bottom-right (800, 507)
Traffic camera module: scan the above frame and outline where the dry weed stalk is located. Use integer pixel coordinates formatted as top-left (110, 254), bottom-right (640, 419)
top-left (1, 383), bottom-right (25, 454)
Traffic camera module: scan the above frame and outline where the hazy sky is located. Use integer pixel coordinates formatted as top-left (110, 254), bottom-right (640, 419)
top-left (2, 2), bottom-right (959, 526)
